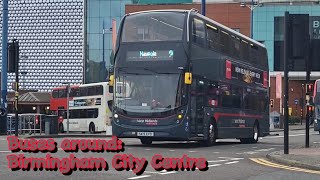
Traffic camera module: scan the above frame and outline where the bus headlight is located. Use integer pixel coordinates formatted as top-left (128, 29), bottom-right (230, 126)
top-left (114, 114), bottom-right (118, 119)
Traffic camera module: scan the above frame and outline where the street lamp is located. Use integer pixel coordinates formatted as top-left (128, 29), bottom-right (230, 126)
top-left (63, 82), bottom-right (71, 134)
top-left (240, 1), bottom-right (261, 38)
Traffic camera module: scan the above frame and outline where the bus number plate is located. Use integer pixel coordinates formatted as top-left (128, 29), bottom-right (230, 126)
top-left (137, 132), bottom-right (154, 136)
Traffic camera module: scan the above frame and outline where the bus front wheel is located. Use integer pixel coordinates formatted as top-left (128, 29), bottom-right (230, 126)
top-left (89, 123), bottom-right (95, 134)
top-left (140, 138), bottom-right (152, 145)
top-left (240, 122), bottom-right (259, 144)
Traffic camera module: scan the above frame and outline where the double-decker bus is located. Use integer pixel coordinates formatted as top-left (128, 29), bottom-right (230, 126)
top-left (313, 80), bottom-right (320, 134)
top-left (110, 9), bottom-right (269, 145)
top-left (50, 82), bottom-right (113, 134)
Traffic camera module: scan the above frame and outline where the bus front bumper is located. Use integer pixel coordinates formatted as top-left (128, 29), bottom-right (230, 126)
top-left (111, 121), bottom-right (190, 141)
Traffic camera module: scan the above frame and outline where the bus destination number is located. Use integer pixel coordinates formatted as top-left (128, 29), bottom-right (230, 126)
top-left (137, 132), bottom-right (154, 137)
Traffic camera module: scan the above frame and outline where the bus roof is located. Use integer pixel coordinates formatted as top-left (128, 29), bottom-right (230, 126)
top-left (52, 82), bottom-right (109, 91)
top-left (126, 9), bottom-right (265, 48)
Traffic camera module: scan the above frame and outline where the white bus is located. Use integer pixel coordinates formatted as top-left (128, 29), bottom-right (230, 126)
top-left (56, 82), bottom-right (113, 134)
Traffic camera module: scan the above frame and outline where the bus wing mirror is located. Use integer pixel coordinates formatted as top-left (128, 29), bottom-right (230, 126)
top-left (109, 75), bottom-right (114, 86)
top-left (184, 72), bottom-right (192, 85)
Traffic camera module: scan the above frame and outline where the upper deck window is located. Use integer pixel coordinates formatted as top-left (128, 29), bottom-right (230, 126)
top-left (121, 12), bottom-right (185, 42)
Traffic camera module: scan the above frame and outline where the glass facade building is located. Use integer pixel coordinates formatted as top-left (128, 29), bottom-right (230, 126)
top-left (252, 4), bottom-right (320, 71)
top-left (85, 0), bottom-right (131, 83)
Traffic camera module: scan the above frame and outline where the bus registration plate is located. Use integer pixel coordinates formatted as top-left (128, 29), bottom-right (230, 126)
top-left (137, 132), bottom-right (154, 136)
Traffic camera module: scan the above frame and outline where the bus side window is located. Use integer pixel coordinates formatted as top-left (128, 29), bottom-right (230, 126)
top-left (108, 100), bottom-right (113, 111)
top-left (192, 18), bottom-right (206, 47)
top-left (52, 90), bottom-right (59, 98)
top-left (96, 85), bottom-right (103, 95)
top-left (109, 86), bottom-right (113, 93)
top-left (80, 87), bottom-right (88, 96)
top-left (206, 24), bottom-right (220, 51)
top-left (58, 89), bottom-right (66, 98)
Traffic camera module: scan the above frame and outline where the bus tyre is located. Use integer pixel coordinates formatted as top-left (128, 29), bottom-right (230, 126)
top-left (140, 138), bottom-right (152, 145)
top-left (59, 123), bottom-right (64, 133)
top-left (203, 121), bottom-right (217, 146)
top-left (240, 122), bottom-right (259, 144)
top-left (89, 123), bottom-right (95, 134)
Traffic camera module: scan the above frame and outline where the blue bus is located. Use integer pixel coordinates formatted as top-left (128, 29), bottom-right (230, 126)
top-left (110, 9), bottom-right (269, 145)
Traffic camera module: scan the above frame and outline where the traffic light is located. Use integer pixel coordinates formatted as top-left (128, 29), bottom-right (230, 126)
top-left (7, 40), bottom-right (19, 73)
top-left (306, 83), bottom-right (314, 94)
top-left (270, 99), bottom-right (274, 108)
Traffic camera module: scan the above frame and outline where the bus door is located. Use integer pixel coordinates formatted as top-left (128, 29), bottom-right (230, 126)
top-left (190, 78), bottom-right (206, 134)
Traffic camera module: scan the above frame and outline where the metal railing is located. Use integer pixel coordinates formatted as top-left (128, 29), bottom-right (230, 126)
top-left (7, 113), bottom-right (44, 135)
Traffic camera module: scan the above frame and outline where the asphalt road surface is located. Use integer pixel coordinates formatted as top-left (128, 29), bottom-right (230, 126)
top-left (0, 129), bottom-right (319, 180)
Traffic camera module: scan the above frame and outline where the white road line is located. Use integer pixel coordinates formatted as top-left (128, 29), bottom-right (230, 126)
top-left (188, 151), bottom-right (196, 153)
top-left (224, 161), bottom-right (239, 165)
top-left (0, 150), bottom-right (11, 153)
top-left (254, 148), bottom-right (275, 152)
top-left (262, 133), bottom-right (318, 139)
top-left (160, 171), bottom-right (177, 175)
top-left (128, 175), bottom-right (151, 179)
top-left (212, 152), bottom-right (220, 154)
top-left (145, 149), bottom-right (151, 151)
top-left (313, 142), bottom-right (320, 144)
top-left (218, 157), bottom-right (244, 160)
top-left (208, 164), bottom-right (222, 167)
top-left (252, 147), bottom-right (258, 149)
top-left (144, 171), bottom-right (161, 174)
top-left (207, 159), bottom-right (231, 163)
top-left (169, 150), bottom-right (175, 152)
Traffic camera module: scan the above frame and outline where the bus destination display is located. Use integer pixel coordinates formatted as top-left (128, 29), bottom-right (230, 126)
top-left (127, 50), bottom-right (174, 61)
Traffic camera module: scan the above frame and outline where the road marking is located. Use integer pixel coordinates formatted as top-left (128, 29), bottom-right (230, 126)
top-left (128, 148), bottom-right (133, 150)
top-left (128, 175), bottom-right (151, 179)
top-left (313, 142), bottom-right (320, 144)
top-left (254, 148), bottom-right (275, 152)
top-left (250, 158), bottom-right (320, 175)
top-left (169, 150), bottom-right (175, 152)
top-left (160, 171), bottom-right (177, 175)
top-left (212, 152), bottom-right (220, 154)
top-left (0, 150), bottom-right (11, 153)
top-left (262, 133), bottom-right (318, 139)
top-left (252, 147), bottom-right (258, 149)
top-left (208, 164), bottom-right (222, 167)
top-left (145, 149), bottom-right (151, 151)
top-left (224, 161), bottom-right (239, 165)
top-left (237, 148), bottom-right (275, 155)
top-left (208, 159), bottom-right (232, 163)
top-left (143, 171), bottom-right (161, 174)
top-left (188, 151), bottom-right (196, 153)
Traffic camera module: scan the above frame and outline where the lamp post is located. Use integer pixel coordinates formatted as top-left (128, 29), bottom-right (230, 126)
top-left (240, 0), bottom-right (260, 38)
top-left (63, 83), bottom-right (71, 134)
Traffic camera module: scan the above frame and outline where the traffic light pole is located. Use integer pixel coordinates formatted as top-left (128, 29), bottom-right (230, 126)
top-left (283, 12), bottom-right (289, 154)
top-left (305, 36), bottom-right (311, 148)
top-left (13, 40), bottom-right (19, 137)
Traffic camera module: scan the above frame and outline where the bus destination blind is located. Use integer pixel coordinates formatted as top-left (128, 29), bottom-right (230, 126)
top-left (127, 50), bottom-right (174, 61)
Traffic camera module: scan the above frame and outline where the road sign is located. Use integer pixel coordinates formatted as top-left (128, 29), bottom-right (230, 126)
top-left (294, 99), bottom-right (299, 105)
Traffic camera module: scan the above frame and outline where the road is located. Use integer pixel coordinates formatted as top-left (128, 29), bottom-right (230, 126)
top-left (0, 129), bottom-right (319, 180)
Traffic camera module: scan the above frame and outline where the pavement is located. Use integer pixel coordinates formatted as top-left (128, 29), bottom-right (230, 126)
top-left (266, 143), bottom-right (320, 171)
top-left (270, 123), bottom-right (314, 132)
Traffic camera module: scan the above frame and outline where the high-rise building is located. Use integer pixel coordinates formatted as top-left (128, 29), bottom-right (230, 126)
top-left (0, 0), bottom-right (84, 92)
